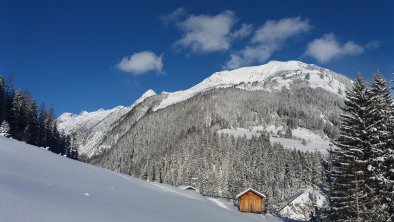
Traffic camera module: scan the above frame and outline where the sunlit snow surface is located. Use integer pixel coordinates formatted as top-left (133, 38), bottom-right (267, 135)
top-left (218, 126), bottom-right (333, 154)
top-left (278, 188), bottom-right (326, 221)
top-left (0, 136), bottom-right (285, 222)
top-left (155, 60), bottom-right (350, 110)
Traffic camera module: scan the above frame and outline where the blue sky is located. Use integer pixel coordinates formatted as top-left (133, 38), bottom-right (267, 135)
top-left (1, 0), bottom-right (393, 115)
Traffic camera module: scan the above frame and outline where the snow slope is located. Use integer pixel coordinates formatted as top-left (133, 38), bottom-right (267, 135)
top-left (0, 136), bottom-right (278, 222)
top-left (218, 126), bottom-right (332, 153)
top-left (155, 60), bottom-right (351, 110)
top-left (270, 127), bottom-right (335, 154)
top-left (57, 89), bottom-right (156, 157)
top-left (206, 198), bottom-right (287, 222)
top-left (57, 89), bottom-right (156, 135)
top-left (278, 188), bottom-right (326, 221)
top-left (58, 106), bottom-right (129, 135)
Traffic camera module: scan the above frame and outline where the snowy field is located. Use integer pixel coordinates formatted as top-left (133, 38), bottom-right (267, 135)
top-left (0, 136), bottom-right (290, 222)
top-left (218, 126), bottom-right (331, 154)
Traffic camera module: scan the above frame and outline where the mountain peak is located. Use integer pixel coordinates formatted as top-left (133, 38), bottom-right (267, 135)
top-left (222, 60), bottom-right (307, 73)
top-left (154, 61), bottom-right (351, 110)
top-left (141, 89), bottom-right (156, 98)
top-left (131, 89), bottom-right (157, 108)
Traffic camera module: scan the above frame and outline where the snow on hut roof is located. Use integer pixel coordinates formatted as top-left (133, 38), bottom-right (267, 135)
top-left (236, 188), bottom-right (266, 199)
top-left (178, 185), bottom-right (196, 190)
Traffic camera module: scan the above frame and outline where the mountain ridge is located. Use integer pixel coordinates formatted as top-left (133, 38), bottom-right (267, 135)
top-left (155, 60), bottom-right (350, 110)
top-left (57, 60), bottom-right (352, 158)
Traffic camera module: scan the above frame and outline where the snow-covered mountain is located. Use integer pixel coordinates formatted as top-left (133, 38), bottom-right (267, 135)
top-left (58, 89), bottom-right (156, 135)
top-left (57, 89), bottom-right (157, 157)
top-left (58, 106), bottom-right (129, 135)
top-left (155, 60), bottom-right (350, 110)
top-left (0, 136), bottom-right (282, 222)
top-left (58, 60), bottom-right (351, 158)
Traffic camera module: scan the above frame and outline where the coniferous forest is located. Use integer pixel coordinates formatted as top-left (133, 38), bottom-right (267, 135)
top-left (0, 75), bottom-right (78, 160)
top-left (320, 73), bottom-right (394, 221)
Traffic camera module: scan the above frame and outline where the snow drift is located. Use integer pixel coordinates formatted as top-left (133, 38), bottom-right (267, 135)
top-left (0, 136), bottom-right (273, 222)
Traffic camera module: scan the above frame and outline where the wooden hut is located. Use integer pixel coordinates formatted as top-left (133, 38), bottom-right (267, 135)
top-left (236, 188), bottom-right (266, 214)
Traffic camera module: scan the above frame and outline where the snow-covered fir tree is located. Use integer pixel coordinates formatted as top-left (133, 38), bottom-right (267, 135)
top-left (325, 73), bottom-right (394, 221)
top-left (368, 72), bottom-right (393, 220)
top-left (329, 75), bottom-right (373, 221)
top-left (0, 75), bottom-right (6, 123)
top-left (26, 99), bottom-right (39, 145)
top-left (319, 144), bottom-right (334, 221)
top-left (0, 120), bottom-right (10, 137)
top-left (9, 90), bottom-right (25, 140)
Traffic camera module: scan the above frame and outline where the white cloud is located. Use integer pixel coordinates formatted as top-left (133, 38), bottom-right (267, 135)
top-left (365, 40), bottom-right (381, 50)
top-left (231, 23), bottom-right (253, 39)
top-left (117, 51), bottom-right (163, 75)
top-left (304, 33), bottom-right (364, 63)
top-left (174, 10), bottom-right (236, 53)
top-left (252, 17), bottom-right (310, 44)
top-left (161, 8), bottom-right (186, 26)
top-left (343, 41), bottom-right (364, 55)
top-left (224, 17), bottom-right (310, 69)
top-left (225, 45), bottom-right (273, 70)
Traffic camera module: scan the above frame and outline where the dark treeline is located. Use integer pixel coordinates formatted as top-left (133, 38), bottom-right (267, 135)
top-left (0, 75), bottom-right (78, 160)
top-left (318, 72), bottom-right (394, 221)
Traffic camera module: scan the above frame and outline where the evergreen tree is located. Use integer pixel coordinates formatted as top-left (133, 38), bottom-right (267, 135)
top-left (65, 135), bottom-right (78, 160)
top-left (19, 90), bottom-right (32, 142)
top-left (9, 90), bottom-right (25, 140)
top-left (37, 104), bottom-right (48, 147)
top-left (27, 99), bottom-right (39, 145)
top-left (386, 73), bottom-right (394, 221)
top-left (329, 75), bottom-right (373, 221)
top-left (45, 107), bottom-right (56, 150)
top-left (319, 145), bottom-right (334, 221)
top-left (368, 72), bottom-right (393, 220)
top-left (0, 120), bottom-right (10, 137)
top-left (0, 75), bottom-right (6, 123)
top-left (386, 148), bottom-right (394, 221)
top-left (50, 124), bottom-right (62, 154)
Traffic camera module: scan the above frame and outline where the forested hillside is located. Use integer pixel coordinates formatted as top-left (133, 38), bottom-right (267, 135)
top-left (59, 61), bottom-right (351, 159)
top-left (0, 75), bottom-right (77, 159)
top-left (91, 86), bottom-right (344, 209)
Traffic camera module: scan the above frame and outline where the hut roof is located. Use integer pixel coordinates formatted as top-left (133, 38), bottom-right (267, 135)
top-left (236, 188), bottom-right (266, 199)
top-left (178, 185), bottom-right (196, 190)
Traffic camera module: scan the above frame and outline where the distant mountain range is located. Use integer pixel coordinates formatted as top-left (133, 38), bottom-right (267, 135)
top-left (58, 60), bottom-right (351, 158)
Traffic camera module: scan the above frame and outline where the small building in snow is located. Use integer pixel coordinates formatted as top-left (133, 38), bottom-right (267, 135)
top-left (236, 188), bottom-right (266, 214)
top-left (178, 185), bottom-right (196, 191)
